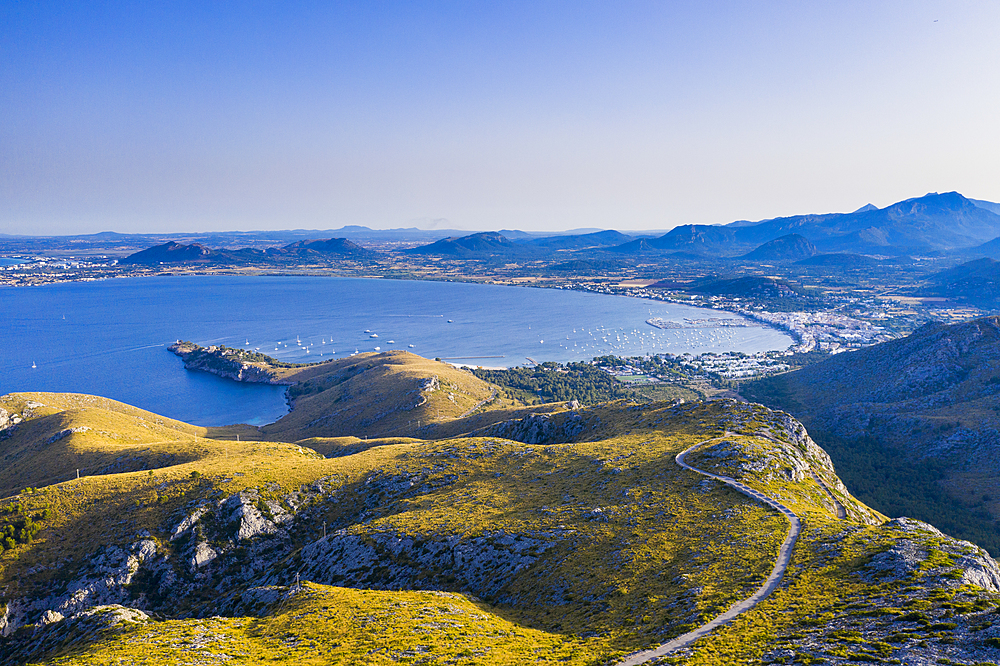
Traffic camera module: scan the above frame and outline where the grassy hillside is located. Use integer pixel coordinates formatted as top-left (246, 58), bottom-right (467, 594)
top-left (0, 393), bottom-right (204, 499)
top-left (744, 316), bottom-right (1000, 554)
top-left (170, 345), bottom-right (530, 440)
top-left (2, 391), bottom-right (1000, 664)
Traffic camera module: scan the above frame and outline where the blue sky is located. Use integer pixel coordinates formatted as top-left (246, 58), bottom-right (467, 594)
top-left (2, 1), bottom-right (999, 234)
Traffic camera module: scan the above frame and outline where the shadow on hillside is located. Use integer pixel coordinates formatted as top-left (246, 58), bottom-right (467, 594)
top-left (0, 412), bottom-right (201, 498)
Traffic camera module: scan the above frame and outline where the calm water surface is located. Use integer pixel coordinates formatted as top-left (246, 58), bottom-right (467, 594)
top-left (0, 276), bottom-right (793, 425)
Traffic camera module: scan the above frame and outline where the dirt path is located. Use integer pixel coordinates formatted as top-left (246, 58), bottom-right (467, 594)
top-left (616, 437), bottom-right (802, 665)
top-left (458, 387), bottom-right (497, 419)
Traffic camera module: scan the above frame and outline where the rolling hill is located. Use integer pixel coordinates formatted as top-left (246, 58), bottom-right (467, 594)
top-left (523, 229), bottom-right (634, 250)
top-left (404, 232), bottom-right (534, 258)
top-left (167, 345), bottom-right (531, 441)
top-left (5, 385), bottom-right (1000, 665)
top-left (925, 258), bottom-right (1000, 307)
top-left (740, 234), bottom-right (818, 261)
top-left (651, 276), bottom-right (812, 301)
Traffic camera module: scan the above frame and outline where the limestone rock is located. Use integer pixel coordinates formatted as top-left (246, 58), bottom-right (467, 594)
top-left (170, 506), bottom-right (209, 541)
top-left (190, 542), bottom-right (218, 570)
top-left (222, 492), bottom-right (277, 541)
top-left (478, 411), bottom-right (587, 444)
top-left (36, 610), bottom-right (63, 627)
top-left (869, 518), bottom-right (1000, 591)
top-left (292, 528), bottom-right (562, 599)
top-left (69, 604), bottom-right (150, 628)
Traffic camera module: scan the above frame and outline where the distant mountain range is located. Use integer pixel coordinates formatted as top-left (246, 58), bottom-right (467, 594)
top-left (612, 192), bottom-right (1000, 258)
top-left (402, 192), bottom-right (1000, 260)
top-left (120, 239), bottom-right (379, 266)
top-left (60, 191), bottom-right (1000, 265)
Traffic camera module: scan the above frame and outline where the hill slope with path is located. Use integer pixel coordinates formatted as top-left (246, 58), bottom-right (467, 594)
top-left (620, 431), bottom-right (822, 665)
top-left (2, 389), bottom-right (1000, 664)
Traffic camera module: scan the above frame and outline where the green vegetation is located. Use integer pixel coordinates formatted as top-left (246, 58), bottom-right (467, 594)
top-left (0, 500), bottom-right (48, 552)
top-left (472, 358), bottom-right (699, 406)
top-left (3, 376), bottom-right (1000, 664)
top-left (472, 361), bottom-right (629, 404)
top-left (174, 341), bottom-right (310, 369)
top-left (37, 583), bottom-right (600, 666)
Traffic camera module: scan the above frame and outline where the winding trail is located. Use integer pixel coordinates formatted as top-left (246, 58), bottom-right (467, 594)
top-left (617, 437), bottom-right (802, 665)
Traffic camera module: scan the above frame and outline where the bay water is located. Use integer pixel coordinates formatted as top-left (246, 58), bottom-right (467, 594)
top-left (1, 276), bottom-right (793, 425)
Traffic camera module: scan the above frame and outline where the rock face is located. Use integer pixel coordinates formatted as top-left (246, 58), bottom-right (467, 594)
top-left (0, 539), bottom-right (157, 638)
top-left (190, 542), bottom-right (218, 570)
top-left (869, 518), bottom-right (1000, 592)
top-left (222, 492), bottom-right (279, 541)
top-left (170, 506), bottom-right (209, 541)
top-left (0, 408), bottom-right (22, 438)
top-left (291, 529), bottom-right (562, 599)
top-left (476, 411), bottom-right (589, 444)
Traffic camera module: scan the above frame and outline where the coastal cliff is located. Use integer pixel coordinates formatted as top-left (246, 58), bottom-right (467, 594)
top-left (167, 341), bottom-right (292, 385)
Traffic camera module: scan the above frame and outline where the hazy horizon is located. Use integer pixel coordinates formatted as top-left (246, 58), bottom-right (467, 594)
top-left (3, 1), bottom-right (999, 236)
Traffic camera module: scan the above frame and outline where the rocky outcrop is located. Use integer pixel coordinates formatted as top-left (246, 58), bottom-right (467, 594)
top-left (169, 506), bottom-right (209, 541)
top-left (0, 539), bottom-right (157, 638)
top-left (289, 528), bottom-right (563, 599)
top-left (46, 427), bottom-right (90, 444)
top-left (0, 408), bottom-right (22, 440)
top-left (869, 518), bottom-right (1000, 591)
top-left (475, 411), bottom-right (589, 444)
top-left (168, 342), bottom-right (289, 385)
top-left (4, 605), bottom-right (150, 666)
top-left (0, 408), bottom-right (21, 432)
top-left (221, 492), bottom-right (279, 541)
top-left (190, 542), bottom-right (219, 570)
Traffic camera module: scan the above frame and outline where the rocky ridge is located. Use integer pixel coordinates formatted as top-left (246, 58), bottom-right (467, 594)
top-left (3, 397), bottom-right (1000, 665)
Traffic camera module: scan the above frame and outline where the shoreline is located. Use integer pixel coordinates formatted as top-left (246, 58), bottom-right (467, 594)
top-left (1, 268), bottom-right (798, 356)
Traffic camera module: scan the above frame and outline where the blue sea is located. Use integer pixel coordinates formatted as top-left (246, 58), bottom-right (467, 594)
top-left (0, 276), bottom-right (793, 426)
